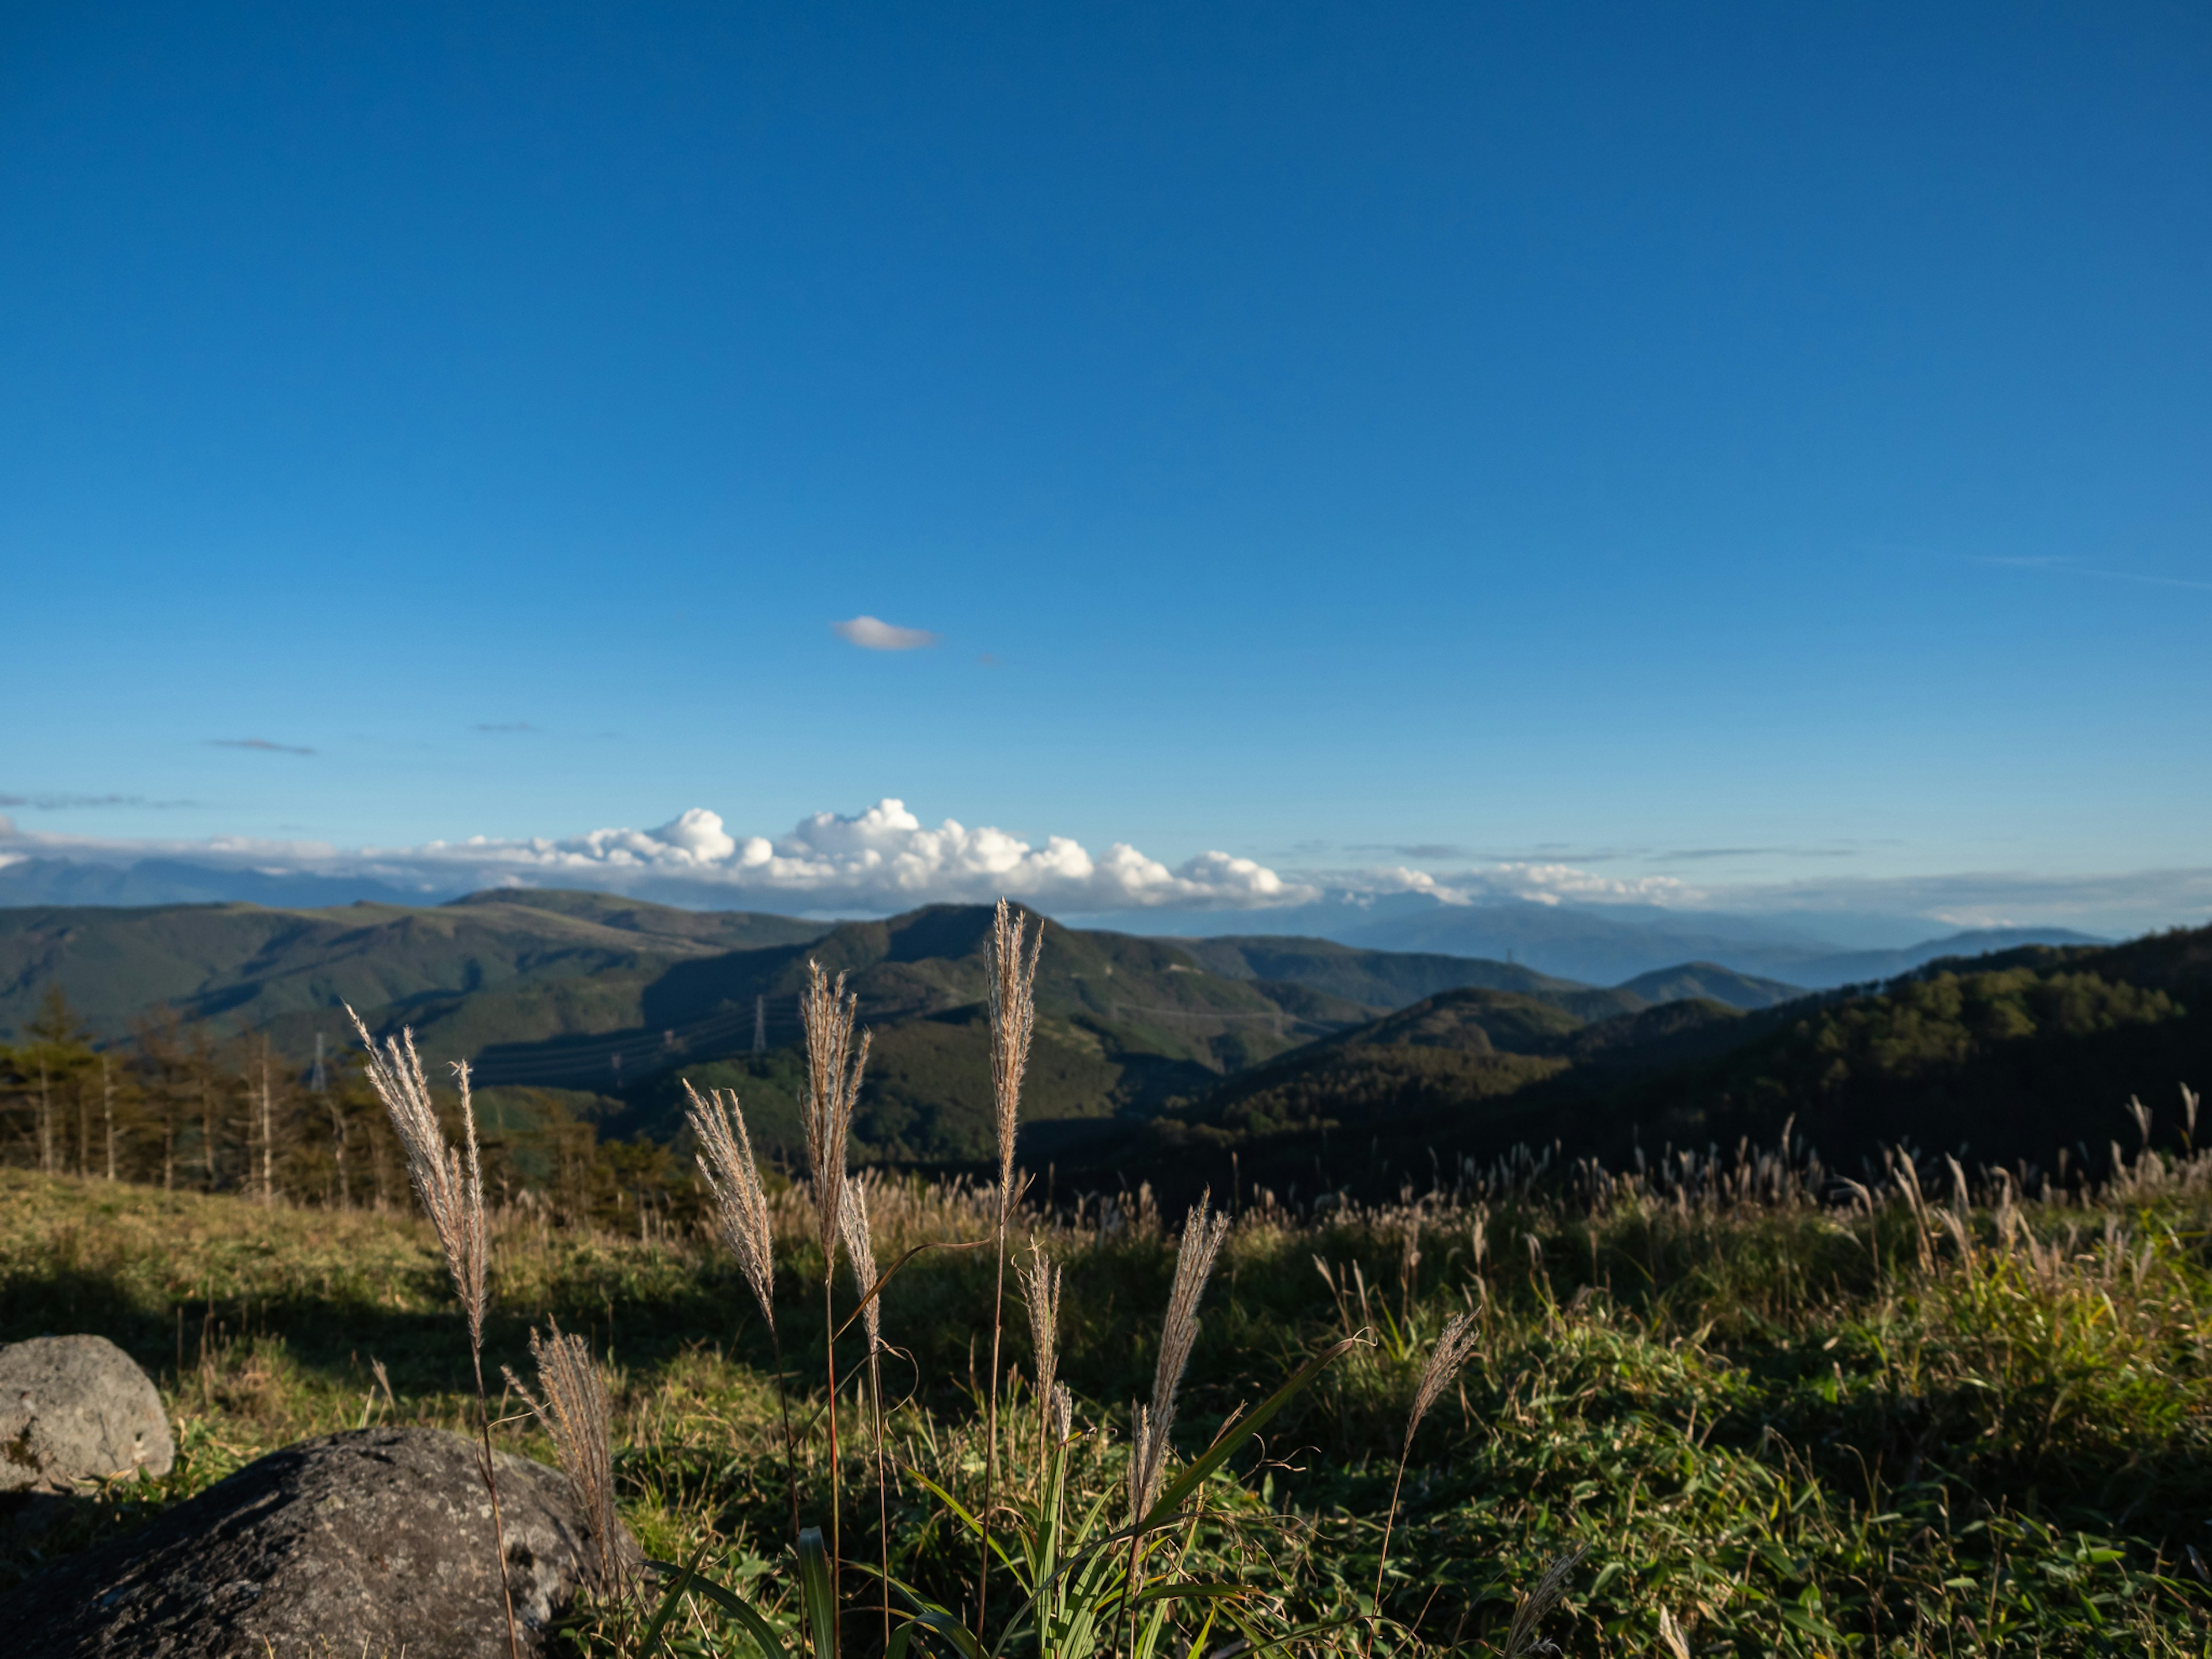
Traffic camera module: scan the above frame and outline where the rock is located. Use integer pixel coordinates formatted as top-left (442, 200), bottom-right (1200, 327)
top-left (0, 1426), bottom-right (638, 1658)
top-left (0, 1335), bottom-right (174, 1494)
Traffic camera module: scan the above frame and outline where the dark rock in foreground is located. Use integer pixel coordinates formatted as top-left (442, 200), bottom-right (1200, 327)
top-left (1, 1335), bottom-right (175, 1494)
top-left (1, 1426), bottom-right (634, 1658)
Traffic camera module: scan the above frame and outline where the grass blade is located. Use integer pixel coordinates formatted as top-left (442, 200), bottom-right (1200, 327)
top-left (636, 1543), bottom-right (706, 1659)
top-left (798, 1526), bottom-right (838, 1659)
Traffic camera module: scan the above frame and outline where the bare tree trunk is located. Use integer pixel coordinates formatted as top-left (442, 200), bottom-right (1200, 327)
top-left (202, 1080), bottom-right (217, 1190)
top-left (37, 1060), bottom-right (52, 1176)
top-left (102, 1056), bottom-right (116, 1181)
top-left (78, 1077), bottom-right (90, 1176)
top-left (259, 1050), bottom-right (274, 1205)
top-left (163, 1114), bottom-right (175, 1190)
top-left (328, 1093), bottom-right (349, 1209)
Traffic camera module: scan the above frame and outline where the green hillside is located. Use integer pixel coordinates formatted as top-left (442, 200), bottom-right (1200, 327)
top-left (582, 907), bottom-right (1383, 1160)
top-left (0, 890), bottom-right (829, 1052)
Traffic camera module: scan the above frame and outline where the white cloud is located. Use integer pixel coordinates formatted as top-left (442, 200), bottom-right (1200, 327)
top-left (440, 798), bottom-right (1305, 911)
top-left (833, 615), bottom-right (939, 651)
top-left (0, 800), bottom-right (1310, 913)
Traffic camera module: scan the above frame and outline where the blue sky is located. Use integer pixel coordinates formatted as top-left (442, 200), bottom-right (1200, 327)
top-left (2, 2), bottom-right (2209, 932)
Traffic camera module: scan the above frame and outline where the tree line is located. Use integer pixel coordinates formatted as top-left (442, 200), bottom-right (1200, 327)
top-left (0, 987), bottom-right (688, 1232)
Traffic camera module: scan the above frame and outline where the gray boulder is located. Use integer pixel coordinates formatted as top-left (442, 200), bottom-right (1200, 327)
top-left (0, 1335), bottom-right (174, 1494)
top-left (0, 1426), bottom-right (638, 1658)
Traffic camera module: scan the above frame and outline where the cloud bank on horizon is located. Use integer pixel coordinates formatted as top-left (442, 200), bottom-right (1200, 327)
top-left (1, 800), bottom-right (2207, 931)
top-left (0, 798), bottom-right (1701, 915)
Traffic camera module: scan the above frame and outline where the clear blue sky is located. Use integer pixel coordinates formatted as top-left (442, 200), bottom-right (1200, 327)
top-left (3, 2), bottom-right (2208, 923)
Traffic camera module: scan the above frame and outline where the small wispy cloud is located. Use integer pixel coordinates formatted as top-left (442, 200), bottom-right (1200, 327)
top-left (210, 738), bottom-right (315, 755)
top-left (834, 615), bottom-right (940, 652)
top-left (474, 722), bottom-right (539, 733)
top-left (1653, 846), bottom-right (1860, 863)
top-left (1348, 842), bottom-right (1474, 861)
top-left (0, 793), bottom-right (195, 810)
top-left (1976, 556), bottom-right (2212, 594)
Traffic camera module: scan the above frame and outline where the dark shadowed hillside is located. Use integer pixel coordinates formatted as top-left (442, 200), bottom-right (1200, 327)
top-left (1094, 926), bottom-right (2212, 1203)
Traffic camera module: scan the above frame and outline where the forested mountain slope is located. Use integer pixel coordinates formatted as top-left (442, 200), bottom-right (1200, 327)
top-left (1110, 925), bottom-right (2212, 1200)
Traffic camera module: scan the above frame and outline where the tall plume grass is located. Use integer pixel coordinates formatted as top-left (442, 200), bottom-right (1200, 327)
top-left (346, 1006), bottom-right (518, 1659)
top-left (1019, 1240), bottom-right (1062, 1474)
top-left (506, 1320), bottom-right (630, 1605)
top-left (1117, 1194), bottom-right (1231, 1658)
top-left (979, 899), bottom-right (1041, 1623)
top-left (840, 1179), bottom-right (891, 1654)
top-left (800, 960), bottom-right (869, 1651)
top-left (1370, 1310), bottom-right (1480, 1647)
top-left (1128, 1195), bottom-right (1230, 1522)
top-left (684, 1078), bottom-right (800, 1535)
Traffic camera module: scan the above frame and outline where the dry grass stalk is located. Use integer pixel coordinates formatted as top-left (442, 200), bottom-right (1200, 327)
top-left (839, 1179), bottom-right (883, 1354)
top-left (345, 1005), bottom-right (518, 1659)
top-left (839, 1179), bottom-right (892, 1653)
top-left (1116, 1195), bottom-right (1231, 1659)
top-left (988, 899), bottom-right (1043, 1201)
top-left (799, 960), bottom-right (868, 1654)
top-left (684, 1080), bottom-right (776, 1331)
top-left (1050, 1382), bottom-right (1073, 1445)
top-left (505, 1320), bottom-right (627, 1603)
top-left (1128, 1195), bottom-right (1231, 1521)
top-left (801, 963), bottom-right (869, 1264)
top-left (1372, 1310), bottom-right (1482, 1647)
top-left (684, 1075), bottom-right (802, 1539)
top-left (979, 898), bottom-right (1042, 1626)
top-left (348, 1007), bottom-right (488, 1347)
top-left (1019, 1240), bottom-right (1062, 1468)
top-left (1407, 1309), bottom-right (1480, 1442)
top-left (1498, 1543), bottom-right (1589, 1658)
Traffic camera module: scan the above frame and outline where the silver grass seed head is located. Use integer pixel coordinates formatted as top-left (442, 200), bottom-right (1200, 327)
top-left (684, 1079), bottom-right (776, 1333)
top-left (1130, 1194), bottom-right (1231, 1519)
top-left (1127, 1402), bottom-right (1159, 1521)
top-left (988, 900), bottom-right (1043, 1202)
top-left (1019, 1240), bottom-right (1061, 1408)
top-left (1499, 1542), bottom-right (1589, 1659)
top-left (839, 1178), bottom-right (882, 1352)
top-left (506, 1320), bottom-right (626, 1600)
top-left (1407, 1309), bottom-right (1480, 1444)
top-left (800, 962), bottom-right (869, 1268)
top-left (348, 1005), bottom-right (488, 1347)
top-left (1051, 1382), bottom-right (1074, 1445)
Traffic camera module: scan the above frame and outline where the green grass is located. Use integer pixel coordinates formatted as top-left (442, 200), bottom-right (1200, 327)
top-left (5, 1145), bottom-right (2212, 1655)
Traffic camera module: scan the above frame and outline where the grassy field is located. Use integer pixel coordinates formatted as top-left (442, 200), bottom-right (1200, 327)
top-left (5, 1132), bottom-right (2212, 1656)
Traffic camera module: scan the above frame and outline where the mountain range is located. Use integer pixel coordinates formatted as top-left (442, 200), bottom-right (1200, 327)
top-left (1, 885), bottom-right (2198, 1187)
top-left (0, 853), bottom-right (2100, 986)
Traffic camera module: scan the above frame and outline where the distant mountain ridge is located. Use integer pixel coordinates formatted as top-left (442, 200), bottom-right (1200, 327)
top-left (0, 854), bottom-right (2108, 987)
